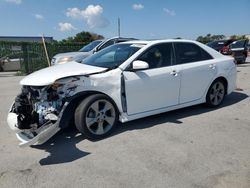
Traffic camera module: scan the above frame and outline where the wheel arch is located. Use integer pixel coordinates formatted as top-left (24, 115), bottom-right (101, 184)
top-left (58, 91), bottom-right (120, 129)
top-left (213, 76), bottom-right (228, 95)
top-left (206, 76), bottom-right (228, 98)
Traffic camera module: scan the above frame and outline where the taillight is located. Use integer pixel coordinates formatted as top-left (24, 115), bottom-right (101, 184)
top-left (221, 46), bottom-right (229, 54)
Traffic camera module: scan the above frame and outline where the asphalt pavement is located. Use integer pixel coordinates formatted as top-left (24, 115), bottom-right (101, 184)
top-left (0, 59), bottom-right (249, 188)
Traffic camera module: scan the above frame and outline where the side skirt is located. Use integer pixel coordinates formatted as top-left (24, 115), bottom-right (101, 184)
top-left (119, 98), bottom-right (205, 123)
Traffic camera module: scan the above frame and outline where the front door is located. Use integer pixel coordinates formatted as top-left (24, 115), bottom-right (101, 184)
top-left (123, 43), bottom-right (181, 115)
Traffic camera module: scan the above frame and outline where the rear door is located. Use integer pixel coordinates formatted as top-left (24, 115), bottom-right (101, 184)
top-left (173, 42), bottom-right (216, 104)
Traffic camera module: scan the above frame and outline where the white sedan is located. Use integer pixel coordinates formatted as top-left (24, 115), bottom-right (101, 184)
top-left (7, 39), bottom-right (236, 146)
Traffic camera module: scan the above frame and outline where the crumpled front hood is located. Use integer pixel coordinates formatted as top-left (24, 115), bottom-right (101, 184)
top-left (20, 61), bottom-right (107, 86)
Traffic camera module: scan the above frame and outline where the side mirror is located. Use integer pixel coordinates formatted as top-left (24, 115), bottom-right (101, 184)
top-left (132, 60), bottom-right (149, 71)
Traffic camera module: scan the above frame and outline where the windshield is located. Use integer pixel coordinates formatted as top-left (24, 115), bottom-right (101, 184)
top-left (81, 43), bottom-right (144, 68)
top-left (79, 40), bottom-right (102, 52)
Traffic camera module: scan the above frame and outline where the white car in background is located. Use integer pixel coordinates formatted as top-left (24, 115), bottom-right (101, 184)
top-left (7, 39), bottom-right (236, 147)
top-left (51, 37), bottom-right (136, 65)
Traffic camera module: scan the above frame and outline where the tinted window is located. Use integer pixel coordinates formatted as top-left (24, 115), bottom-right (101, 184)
top-left (98, 39), bottom-right (115, 51)
top-left (207, 41), bottom-right (225, 48)
top-left (79, 40), bottom-right (102, 52)
top-left (117, 39), bottom-right (132, 43)
top-left (175, 42), bottom-right (212, 64)
top-left (230, 40), bottom-right (247, 49)
top-left (137, 43), bottom-right (174, 69)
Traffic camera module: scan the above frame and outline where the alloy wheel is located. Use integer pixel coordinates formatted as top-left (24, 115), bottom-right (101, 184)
top-left (85, 99), bottom-right (116, 135)
top-left (209, 82), bottom-right (225, 106)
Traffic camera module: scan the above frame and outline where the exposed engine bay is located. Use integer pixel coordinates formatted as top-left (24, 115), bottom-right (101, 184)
top-left (12, 86), bottom-right (62, 130)
top-left (9, 77), bottom-right (80, 136)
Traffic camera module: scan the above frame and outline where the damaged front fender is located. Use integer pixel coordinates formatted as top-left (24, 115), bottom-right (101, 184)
top-left (7, 68), bottom-right (124, 147)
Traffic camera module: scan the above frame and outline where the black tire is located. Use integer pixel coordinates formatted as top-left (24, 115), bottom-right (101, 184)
top-left (238, 60), bottom-right (244, 64)
top-left (74, 94), bottom-right (118, 140)
top-left (206, 79), bottom-right (226, 107)
top-left (0, 65), bottom-right (3, 72)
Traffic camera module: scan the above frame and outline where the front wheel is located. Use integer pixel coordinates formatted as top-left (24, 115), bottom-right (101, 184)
top-left (206, 79), bottom-right (226, 107)
top-left (74, 94), bottom-right (118, 140)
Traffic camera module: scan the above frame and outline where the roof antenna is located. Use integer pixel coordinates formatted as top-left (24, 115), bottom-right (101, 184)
top-left (118, 18), bottom-right (121, 37)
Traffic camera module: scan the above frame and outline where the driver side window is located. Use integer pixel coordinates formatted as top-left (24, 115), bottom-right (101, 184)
top-left (137, 43), bottom-right (174, 69)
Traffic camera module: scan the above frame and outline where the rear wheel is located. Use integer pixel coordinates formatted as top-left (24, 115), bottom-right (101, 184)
top-left (206, 79), bottom-right (226, 107)
top-left (74, 94), bottom-right (118, 140)
top-left (0, 64), bottom-right (3, 72)
top-left (242, 54), bottom-right (247, 63)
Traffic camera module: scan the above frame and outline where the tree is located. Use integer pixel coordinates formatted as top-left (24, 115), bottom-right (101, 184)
top-left (230, 35), bottom-right (247, 40)
top-left (60, 31), bottom-right (104, 43)
top-left (196, 34), bottom-right (226, 44)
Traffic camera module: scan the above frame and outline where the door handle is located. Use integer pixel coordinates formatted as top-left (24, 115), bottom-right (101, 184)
top-left (170, 70), bottom-right (178, 76)
top-left (209, 64), bottom-right (216, 69)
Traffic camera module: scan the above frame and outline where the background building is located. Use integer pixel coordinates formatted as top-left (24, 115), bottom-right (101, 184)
top-left (0, 36), bottom-right (54, 43)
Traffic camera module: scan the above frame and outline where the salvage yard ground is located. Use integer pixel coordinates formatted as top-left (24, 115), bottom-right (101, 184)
top-left (0, 58), bottom-right (250, 188)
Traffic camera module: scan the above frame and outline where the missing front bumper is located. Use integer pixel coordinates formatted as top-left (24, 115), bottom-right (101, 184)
top-left (7, 112), bottom-right (60, 147)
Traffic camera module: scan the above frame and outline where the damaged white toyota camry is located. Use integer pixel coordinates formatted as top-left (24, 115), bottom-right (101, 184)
top-left (7, 39), bottom-right (236, 147)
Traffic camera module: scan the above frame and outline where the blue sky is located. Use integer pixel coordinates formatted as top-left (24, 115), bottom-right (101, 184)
top-left (0, 0), bottom-right (249, 41)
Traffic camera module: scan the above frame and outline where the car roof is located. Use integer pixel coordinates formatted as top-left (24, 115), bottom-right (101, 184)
top-left (122, 39), bottom-right (206, 45)
top-left (102, 36), bottom-right (137, 41)
top-left (121, 40), bottom-right (150, 45)
top-left (96, 37), bottom-right (137, 47)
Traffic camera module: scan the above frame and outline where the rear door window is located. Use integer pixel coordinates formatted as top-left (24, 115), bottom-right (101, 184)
top-left (174, 42), bottom-right (213, 64)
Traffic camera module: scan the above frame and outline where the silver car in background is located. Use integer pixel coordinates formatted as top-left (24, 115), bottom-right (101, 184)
top-left (51, 37), bottom-right (136, 65)
top-left (51, 40), bottom-right (103, 65)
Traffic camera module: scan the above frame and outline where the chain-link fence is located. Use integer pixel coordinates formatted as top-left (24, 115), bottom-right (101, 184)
top-left (0, 41), bottom-right (85, 73)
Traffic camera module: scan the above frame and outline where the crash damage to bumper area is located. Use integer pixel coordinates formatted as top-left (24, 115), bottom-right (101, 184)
top-left (7, 85), bottom-right (70, 147)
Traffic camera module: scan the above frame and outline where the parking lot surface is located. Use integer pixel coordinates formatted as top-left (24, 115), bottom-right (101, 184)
top-left (0, 59), bottom-right (250, 188)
